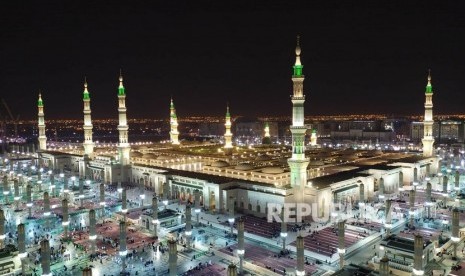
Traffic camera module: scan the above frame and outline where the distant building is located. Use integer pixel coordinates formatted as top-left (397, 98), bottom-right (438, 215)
top-left (198, 122), bottom-right (225, 137)
top-left (234, 117), bottom-right (278, 144)
top-left (411, 120), bottom-right (465, 144)
top-left (313, 120), bottom-right (395, 142)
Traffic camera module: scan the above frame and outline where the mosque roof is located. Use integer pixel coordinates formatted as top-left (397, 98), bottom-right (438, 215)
top-left (261, 167), bottom-right (284, 174)
top-left (382, 235), bottom-right (432, 253)
top-left (234, 163), bottom-right (255, 171)
top-left (310, 168), bottom-right (370, 190)
top-left (142, 153), bottom-right (157, 159)
top-left (131, 151), bottom-right (143, 158)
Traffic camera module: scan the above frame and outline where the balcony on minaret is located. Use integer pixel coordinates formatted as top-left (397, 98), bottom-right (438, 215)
top-left (291, 95), bottom-right (305, 101)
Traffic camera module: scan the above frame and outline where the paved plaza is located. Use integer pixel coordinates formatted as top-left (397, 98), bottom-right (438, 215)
top-left (0, 152), bottom-right (465, 276)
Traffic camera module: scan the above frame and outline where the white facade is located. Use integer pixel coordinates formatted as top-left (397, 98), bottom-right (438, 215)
top-left (117, 74), bottom-right (130, 166)
top-left (82, 80), bottom-right (94, 156)
top-left (288, 37), bottom-right (310, 205)
top-left (37, 94), bottom-right (47, 151)
top-left (224, 105), bottom-right (233, 150)
top-left (422, 72), bottom-right (435, 157)
top-left (169, 98), bottom-right (180, 145)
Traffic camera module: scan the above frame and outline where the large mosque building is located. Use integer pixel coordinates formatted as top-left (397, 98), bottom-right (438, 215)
top-left (2, 37), bottom-right (458, 276)
top-left (37, 38), bottom-right (438, 217)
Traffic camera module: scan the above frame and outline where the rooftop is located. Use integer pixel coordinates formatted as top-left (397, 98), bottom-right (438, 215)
top-left (382, 235), bottom-right (432, 253)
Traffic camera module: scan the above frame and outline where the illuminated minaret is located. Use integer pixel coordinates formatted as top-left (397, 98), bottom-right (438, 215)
top-left (224, 104), bottom-right (233, 152)
top-left (264, 122), bottom-right (270, 138)
top-left (37, 93), bottom-right (47, 151)
top-left (169, 98), bottom-right (180, 145)
top-left (422, 70), bottom-right (434, 157)
top-left (262, 122), bottom-right (272, 145)
top-left (117, 72), bottom-right (130, 165)
top-left (82, 78), bottom-right (94, 156)
top-left (310, 129), bottom-right (317, 146)
top-left (287, 36), bottom-right (309, 203)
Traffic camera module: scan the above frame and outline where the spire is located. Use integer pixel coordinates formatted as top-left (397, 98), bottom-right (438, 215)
top-left (170, 97), bottom-right (177, 119)
top-left (83, 77), bottom-right (90, 100)
top-left (38, 92), bottom-right (44, 107)
top-left (293, 35), bottom-right (303, 76)
top-left (226, 103), bottom-right (230, 118)
top-left (426, 69), bottom-right (433, 94)
top-left (118, 70), bottom-right (125, 96)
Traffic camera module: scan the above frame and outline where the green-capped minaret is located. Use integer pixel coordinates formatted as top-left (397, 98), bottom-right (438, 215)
top-left (425, 70), bottom-right (433, 94)
top-left (293, 36), bottom-right (303, 77)
top-left (117, 71), bottom-right (130, 165)
top-left (288, 35), bottom-right (309, 205)
top-left (83, 77), bottom-right (90, 100)
top-left (118, 72), bottom-right (125, 96)
top-left (37, 93), bottom-right (44, 107)
top-left (83, 78), bottom-right (94, 156)
top-left (37, 93), bottom-right (46, 150)
top-left (422, 70), bottom-right (434, 157)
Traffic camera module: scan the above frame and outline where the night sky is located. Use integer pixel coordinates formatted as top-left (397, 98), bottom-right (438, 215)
top-left (2, 1), bottom-right (465, 119)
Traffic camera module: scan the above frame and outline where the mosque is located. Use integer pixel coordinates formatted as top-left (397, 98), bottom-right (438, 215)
top-left (2, 37), bottom-right (461, 276)
top-left (36, 37), bottom-right (438, 222)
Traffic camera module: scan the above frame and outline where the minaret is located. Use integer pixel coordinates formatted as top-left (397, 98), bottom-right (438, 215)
top-left (117, 72), bottom-right (130, 165)
top-left (224, 104), bottom-right (233, 153)
top-left (310, 129), bottom-right (317, 146)
top-left (422, 70), bottom-right (434, 157)
top-left (82, 78), bottom-right (94, 156)
top-left (287, 36), bottom-right (309, 204)
top-left (264, 122), bottom-right (270, 138)
top-left (262, 122), bottom-right (271, 145)
top-left (169, 98), bottom-right (180, 145)
top-left (37, 93), bottom-right (47, 151)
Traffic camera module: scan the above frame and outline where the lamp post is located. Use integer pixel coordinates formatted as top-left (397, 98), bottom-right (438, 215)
top-left (18, 223), bottom-right (27, 275)
top-left (152, 195), bottom-right (159, 238)
top-left (26, 184), bottom-right (32, 218)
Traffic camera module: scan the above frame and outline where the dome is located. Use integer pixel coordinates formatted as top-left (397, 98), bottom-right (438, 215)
top-left (211, 160), bottom-right (230, 168)
top-left (261, 167), bottom-right (284, 174)
top-left (234, 164), bottom-right (255, 171)
top-left (142, 153), bottom-right (157, 159)
top-left (131, 151), bottom-right (143, 158)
